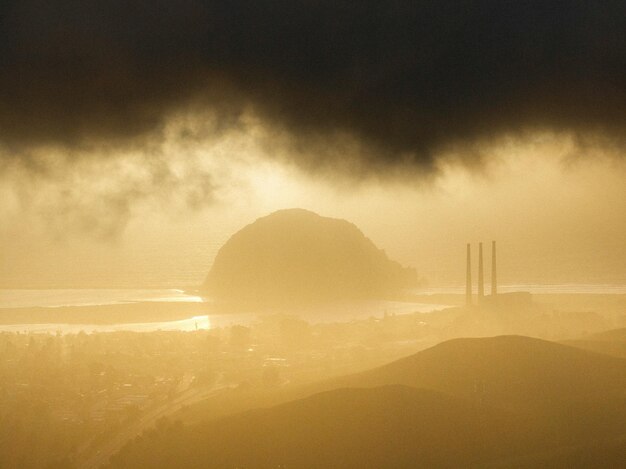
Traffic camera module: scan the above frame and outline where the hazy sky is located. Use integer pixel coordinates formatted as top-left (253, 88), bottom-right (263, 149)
top-left (1, 128), bottom-right (624, 288)
top-left (0, 1), bottom-right (625, 288)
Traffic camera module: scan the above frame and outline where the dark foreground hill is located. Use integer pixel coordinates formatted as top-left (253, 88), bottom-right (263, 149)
top-left (109, 336), bottom-right (626, 468)
top-left (202, 209), bottom-right (418, 308)
top-left (486, 436), bottom-right (626, 468)
top-left (110, 385), bottom-right (529, 469)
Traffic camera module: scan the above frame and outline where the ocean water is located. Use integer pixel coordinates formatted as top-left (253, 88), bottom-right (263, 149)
top-left (0, 315), bottom-right (212, 334)
top-left (0, 302), bottom-right (447, 334)
top-left (2, 284), bottom-right (624, 310)
top-left (0, 289), bottom-right (203, 309)
top-left (0, 289), bottom-right (449, 334)
top-left (0, 285), bottom-right (623, 334)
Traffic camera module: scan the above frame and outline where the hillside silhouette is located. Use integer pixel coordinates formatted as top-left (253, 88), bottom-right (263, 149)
top-left (110, 385), bottom-right (529, 468)
top-left (334, 335), bottom-right (626, 413)
top-left (562, 327), bottom-right (626, 359)
top-left (203, 209), bottom-right (418, 308)
top-left (109, 335), bottom-right (626, 468)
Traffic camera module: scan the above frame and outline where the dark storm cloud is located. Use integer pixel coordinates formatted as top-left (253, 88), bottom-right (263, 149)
top-left (1, 0), bottom-right (625, 169)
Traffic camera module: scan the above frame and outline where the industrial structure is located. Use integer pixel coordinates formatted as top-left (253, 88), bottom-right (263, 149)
top-left (465, 241), bottom-right (531, 310)
top-left (491, 240), bottom-right (497, 296)
top-left (466, 241), bottom-right (496, 307)
top-left (478, 242), bottom-right (485, 304)
top-left (466, 243), bottom-right (472, 306)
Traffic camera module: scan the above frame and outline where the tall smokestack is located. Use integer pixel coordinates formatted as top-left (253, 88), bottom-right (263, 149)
top-left (466, 243), bottom-right (472, 307)
top-left (491, 241), bottom-right (497, 296)
top-left (478, 242), bottom-right (484, 303)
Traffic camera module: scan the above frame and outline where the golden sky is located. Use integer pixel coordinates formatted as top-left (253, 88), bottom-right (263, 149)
top-left (1, 126), bottom-right (624, 288)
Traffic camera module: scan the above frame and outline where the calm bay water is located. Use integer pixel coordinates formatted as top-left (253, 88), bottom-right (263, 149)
top-left (0, 289), bottom-right (203, 309)
top-left (0, 284), bottom-right (623, 334)
top-left (2, 284), bottom-right (624, 310)
top-left (0, 289), bottom-right (448, 334)
top-left (0, 315), bottom-right (212, 334)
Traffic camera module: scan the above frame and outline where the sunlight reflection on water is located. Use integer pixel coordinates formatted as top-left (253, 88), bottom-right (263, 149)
top-left (0, 289), bottom-right (203, 309)
top-left (0, 315), bottom-right (211, 335)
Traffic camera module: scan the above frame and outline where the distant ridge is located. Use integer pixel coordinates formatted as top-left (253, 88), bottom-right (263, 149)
top-left (202, 209), bottom-right (418, 308)
top-left (561, 327), bottom-right (626, 359)
top-left (336, 335), bottom-right (626, 412)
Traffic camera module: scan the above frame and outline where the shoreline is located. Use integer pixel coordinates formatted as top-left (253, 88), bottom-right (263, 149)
top-left (0, 302), bottom-right (213, 325)
top-left (0, 298), bottom-right (450, 328)
top-left (0, 291), bottom-right (624, 328)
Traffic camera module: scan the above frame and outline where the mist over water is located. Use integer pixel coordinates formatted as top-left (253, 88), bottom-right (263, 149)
top-left (1, 283), bottom-right (623, 335)
top-left (0, 289), bottom-right (203, 309)
top-left (0, 314), bottom-right (212, 335)
top-left (0, 288), bottom-right (449, 334)
top-left (2, 284), bottom-right (625, 310)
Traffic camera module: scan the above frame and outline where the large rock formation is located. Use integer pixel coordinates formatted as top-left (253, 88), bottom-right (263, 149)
top-left (203, 209), bottom-right (418, 308)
